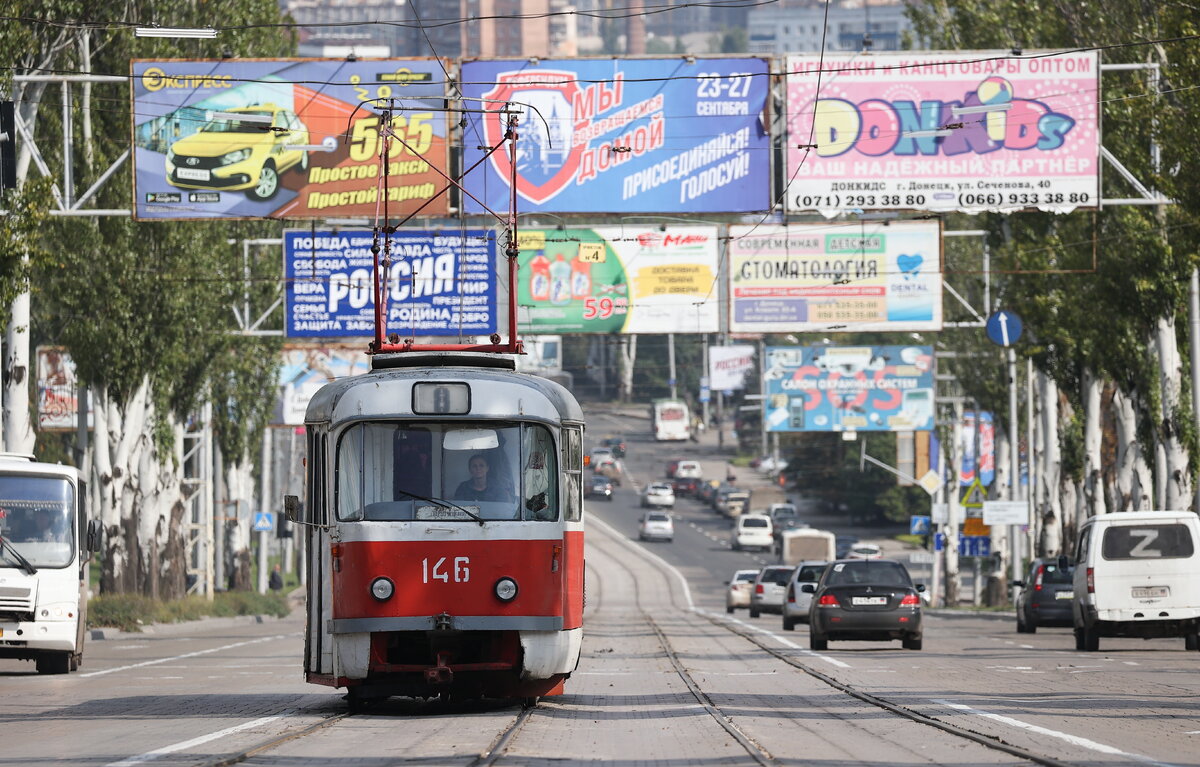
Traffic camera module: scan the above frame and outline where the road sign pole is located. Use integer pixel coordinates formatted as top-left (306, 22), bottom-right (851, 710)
top-left (1009, 346), bottom-right (1021, 590)
top-left (258, 427), bottom-right (271, 594)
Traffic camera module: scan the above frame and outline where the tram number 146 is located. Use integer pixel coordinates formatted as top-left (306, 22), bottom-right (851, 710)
top-left (422, 557), bottom-right (470, 583)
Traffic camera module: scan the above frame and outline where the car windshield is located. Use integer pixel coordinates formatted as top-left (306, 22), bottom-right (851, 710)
top-left (337, 421), bottom-right (558, 522)
top-left (761, 568), bottom-right (792, 585)
top-left (200, 113), bottom-right (274, 133)
top-left (796, 564), bottom-right (826, 581)
top-left (0, 476), bottom-right (76, 568)
top-left (825, 561), bottom-right (912, 587)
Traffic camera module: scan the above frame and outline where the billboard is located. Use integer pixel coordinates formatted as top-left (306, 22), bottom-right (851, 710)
top-left (131, 59), bottom-right (450, 219)
top-left (284, 229), bottom-right (498, 337)
top-left (959, 410), bottom-right (996, 486)
top-left (709, 345), bottom-right (756, 390)
top-left (37, 347), bottom-right (90, 432)
top-left (515, 226), bottom-right (719, 333)
top-left (460, 58), bottom-right (770, 213)
top-left (785, 51), bottom-right (1099, 214)
top-left (763, 345), bottom-right (934, 432)
top-left (275, 344), bottom-right (371, 425)
top-left (728, 221), bottom-right (942, 332)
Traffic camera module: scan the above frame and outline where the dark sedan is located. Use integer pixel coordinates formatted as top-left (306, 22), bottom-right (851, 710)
top-left (1013, 558), bottom-right (1074, 633)
top-left (586, 475), bottom-right (614, 501)
top-left (803, 559), bottom-right (924, 651)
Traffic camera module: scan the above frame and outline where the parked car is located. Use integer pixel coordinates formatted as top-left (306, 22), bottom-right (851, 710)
top-left (586, 475), bottom-right (614, 501)
top-left (1071, 510), bottom-right (1200, 651)
top-left (768, 504), bottom-right (807, 545)
top-left (726, 569), bottom-right (760, 613)
top-left (1013, 558), bottom-right (1073, 633)
top-left (782, 561), bottom-right (829, 630)
top-left (696, 480), bottom-right (723, 505)
top-left (641, 482), bottom-right (675, 508)
top-left (804, 559), bottom-right (925, 650)
top-left (845, 542), bottom-right (883, 560)
top-left (715, 487), bottom-right (751, 516)
top-left (733, 514), bottom-right (774, 552)
top-left (750, 565), bottom-right (794, 618)
top-left (664, 458), bottom-right (685, 479)
top-left (756, 456), bottom-right (788, 475)
top-left (638, 511), bottom-right (674, 542)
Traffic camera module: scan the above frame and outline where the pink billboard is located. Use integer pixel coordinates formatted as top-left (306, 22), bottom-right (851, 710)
top-left (785, 51), bottom-right (1099, 214)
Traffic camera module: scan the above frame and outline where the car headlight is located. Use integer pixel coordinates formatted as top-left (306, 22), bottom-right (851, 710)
top-left (494, 577), bottom-right (518, 602)
top-left (370, 577), bottom-right (394, 601)
top-left (166, 149), bottom-right (175, 163)
top-left (220, 148), bottom-right (252, 165)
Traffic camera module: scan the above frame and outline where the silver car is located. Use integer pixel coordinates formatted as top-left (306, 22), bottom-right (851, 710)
top-left (638, 511), bottom-right (674, 542)
top-left (782, 560), bottom-right (829, 630)
top-left (749, 565), bottom-right (794, 618)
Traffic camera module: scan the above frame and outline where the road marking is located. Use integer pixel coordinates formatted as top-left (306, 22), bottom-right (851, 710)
top-left (1019, 644), bottom-right (1034, 649)
top-left (104, 714), bottom-right (284, 766)
top-left (79, 635), bottom-right (287, 678)
top-left (931, 699), bottom-right (1178, 766)
top-left (697, 608), bottom-right (852, 669)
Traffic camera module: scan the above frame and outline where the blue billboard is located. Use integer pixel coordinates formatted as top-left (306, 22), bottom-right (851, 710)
top-left (284, 230), bottom-right (498, 338)
top-left (459, 58), bottom-right (770, 213)
top-left (764, 345), bottom-right (935, 432)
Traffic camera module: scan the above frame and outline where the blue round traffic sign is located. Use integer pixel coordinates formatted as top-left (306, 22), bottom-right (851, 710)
top-left (986, 310), bottom-right (1023, 347)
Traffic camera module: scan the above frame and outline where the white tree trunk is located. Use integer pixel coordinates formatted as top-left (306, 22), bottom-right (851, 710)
top-left (1082, 368), bottom-right (1106, 521)
top-left (1154, 316), bottom-right (1192, 509)
top-left (225, 459), bottom-right (255, 590)
top-left (1111, 389), bottom-right (1151, 511)
top-left (619, 335), bottom-right (638, 401)
top-left (1038, 371), bottom-right (1063, 556)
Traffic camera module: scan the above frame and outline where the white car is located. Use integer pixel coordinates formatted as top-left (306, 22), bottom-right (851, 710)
top-left (588, 447), bottom-right (614, 467)
top-left (726, 569), bottom-right (759, 613)
top-left (638, 511), bottom-right (674, 542)
top-left (733, 514), bottom-right (773, 551)
top-left (641, 482), bottom-right (675, 508)
top-left (673, 460), bottom-right (703, 479)
top-left (782, 560), bottom-right (828, 630)
top-left (846, 543), bottom-right (883, 560)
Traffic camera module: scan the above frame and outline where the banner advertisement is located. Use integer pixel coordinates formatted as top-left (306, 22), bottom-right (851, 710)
top-left (36, 347), bottom-right (90, 432)
top-left (959, 410), bottom-right (996, 486)
top-left (515, 226), bottom-right (719, 333)
top-left (763, 345), bottom-right (934, 432)
top-left (785, 51), bottom-right (1100, 214)
top-left (709, 345), bottom-right (756, 390)
top-left (284, 229), bottom-right (498, 337)
top-left (275, 344), bottom-right (371, 425)
top-left (460, 58), bottom-right (770, 213)
top-left (728, 221), bottom-right (942, 332)
top-left (131, 59), bottom-right (450, 220)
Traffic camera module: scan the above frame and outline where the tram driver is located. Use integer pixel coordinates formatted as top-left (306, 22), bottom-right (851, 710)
top-left (454, 453), bottom-right (513, 503)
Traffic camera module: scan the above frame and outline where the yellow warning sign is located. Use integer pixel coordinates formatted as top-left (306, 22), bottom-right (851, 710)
top-left (963, 517), bottom-right (991, 536)
top-left (959, 477), bottom-right (986, 509)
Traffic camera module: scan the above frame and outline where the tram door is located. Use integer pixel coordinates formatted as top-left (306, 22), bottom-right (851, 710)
top-left (303, 426), bottom-right (335, 678)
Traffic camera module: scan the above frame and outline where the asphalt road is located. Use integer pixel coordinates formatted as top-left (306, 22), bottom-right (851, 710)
top-left (0, 405), bottom-right (1196, 766)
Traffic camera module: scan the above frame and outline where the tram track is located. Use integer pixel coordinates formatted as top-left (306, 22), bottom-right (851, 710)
top-left (590, 513), bottom-right (1087, 767)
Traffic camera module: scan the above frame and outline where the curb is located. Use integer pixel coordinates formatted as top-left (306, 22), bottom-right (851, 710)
top-left (926, 608), bottom-right (1014, 622)
top-left (89, 612), bottom-right (282, 641)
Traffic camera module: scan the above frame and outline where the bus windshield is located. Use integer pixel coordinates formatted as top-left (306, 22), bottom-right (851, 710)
top-left (0, 476), bottom-right (76, 568)
top-left (337, 422), bottom-right (560, 522)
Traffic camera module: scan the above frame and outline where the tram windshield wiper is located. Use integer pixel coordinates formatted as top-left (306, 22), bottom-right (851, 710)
top-left (0, 535), bottom-right (38, 575)
top-left (393, 489), bottom-right (486, 526)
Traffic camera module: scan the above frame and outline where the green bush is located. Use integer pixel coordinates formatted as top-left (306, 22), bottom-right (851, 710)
top-left (88, 590), bottom-right (291, 632)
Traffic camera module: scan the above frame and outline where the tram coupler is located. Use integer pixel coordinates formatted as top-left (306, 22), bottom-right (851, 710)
top-left (424, 651), bottom-right (454, 685)
top-left (434, 612), bottom-right (453, 631)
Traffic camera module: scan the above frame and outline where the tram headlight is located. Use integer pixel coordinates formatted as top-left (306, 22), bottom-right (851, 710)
top-left (494, 577), bottom-right (518, 603)
top-left (370, 577), bottom-right (394, 601)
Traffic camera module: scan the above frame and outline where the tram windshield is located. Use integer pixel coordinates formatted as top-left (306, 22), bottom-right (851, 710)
top-left (0, 476), bottom-right (76, 568)
top-left (337, 422), bottom-right (559, 522)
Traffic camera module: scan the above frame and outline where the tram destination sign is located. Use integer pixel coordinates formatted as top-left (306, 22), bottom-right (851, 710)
top-left (459, 57), bottom-right (771, 214)
top-left (130, 59), bottom-right (451, 220)
top-left (283, 229), bottom-right (498, 338)
top-left (784, 50), bottom-right (1100, 214)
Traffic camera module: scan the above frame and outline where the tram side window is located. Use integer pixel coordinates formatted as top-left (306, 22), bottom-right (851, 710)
top-left (563, 426), bottom-right (582, 522)
top-left (523, 425), bottom-right (559, 521)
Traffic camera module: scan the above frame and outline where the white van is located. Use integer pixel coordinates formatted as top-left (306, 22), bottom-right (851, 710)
top-left (1071, 510), bottom-right (1200, 651)
top-left (733, 514), bottom-right (773, 552)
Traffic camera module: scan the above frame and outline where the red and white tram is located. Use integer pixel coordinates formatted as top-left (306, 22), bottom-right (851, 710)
top-left (291, 353), bottom-right (585, 706)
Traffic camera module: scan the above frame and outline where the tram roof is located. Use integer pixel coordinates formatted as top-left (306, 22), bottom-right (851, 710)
top-left (305, 353), bottom-right (584, 425)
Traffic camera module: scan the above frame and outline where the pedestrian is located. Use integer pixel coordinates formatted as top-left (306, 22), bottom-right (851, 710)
top-left (269, 564), bottom-right (283, 591)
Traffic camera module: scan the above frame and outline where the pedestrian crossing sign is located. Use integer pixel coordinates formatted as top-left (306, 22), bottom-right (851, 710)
top-left (253, 512), bottom-right (274, 532)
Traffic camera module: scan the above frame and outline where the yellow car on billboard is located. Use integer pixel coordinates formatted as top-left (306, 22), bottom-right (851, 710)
top-left (165, 104), bottom-right (308, 201)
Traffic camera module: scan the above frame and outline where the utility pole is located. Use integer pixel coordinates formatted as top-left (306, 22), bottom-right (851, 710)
top-left (668, 333), bottom-right (677, 400)
top-left (257, 428), bottom-right (271, 594)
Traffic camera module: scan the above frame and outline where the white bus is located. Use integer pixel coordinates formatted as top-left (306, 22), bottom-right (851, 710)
top-left (652, 399), bottom-right (691, 441)
top-left (0, 454), bottom-right (99, 674)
